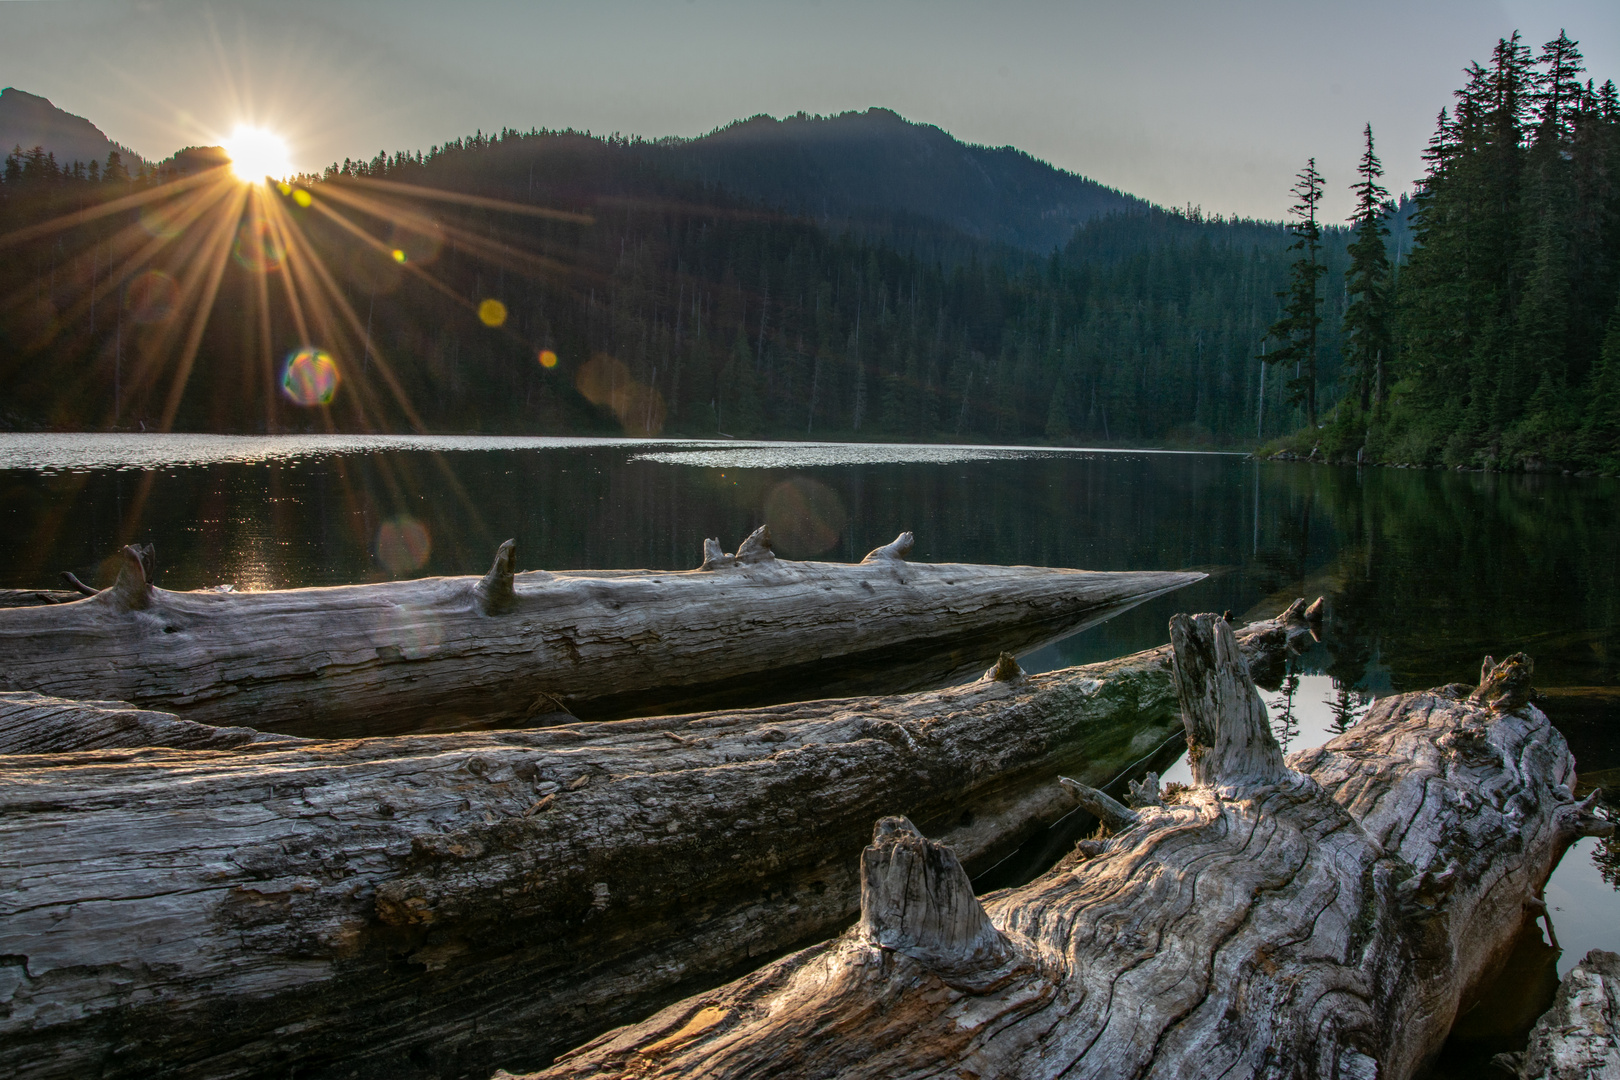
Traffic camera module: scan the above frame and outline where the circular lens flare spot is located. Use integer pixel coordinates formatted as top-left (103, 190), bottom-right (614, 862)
top-left (138, 200), bottom-right (186, 239)
top-left (763, 478), bottom-right (848, 557)
top-left (391, 248), bottom-right (407, 263)
top-left (292, 189), bottom-right (313, 208)
top-left (127, 271), bottom-right (179, 324)
top-left (223, 126), bottom-right (292, 183)
top-left (233, 219), bottom-right (285, 272)
top-left (478, 299), bottom-right (507, 327)
top-left (539, 349), bottom-right (558, 369)
top-left (281, 347), bottom-right (340, 406)
top-left (376, 516), bottom-right (432, 576)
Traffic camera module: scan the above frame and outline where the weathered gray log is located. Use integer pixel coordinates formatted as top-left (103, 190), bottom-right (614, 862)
top-left (0, 609), bottom-right (1297, 1080)
top-left (0, 529), bottom-right (1204, 737)
top-left (527, 618), bottom-right (1612, 1080)
top-left (1500, 949), bottom-right (1620, 1080)
top-left (0, 692), bottom-right (301, 753)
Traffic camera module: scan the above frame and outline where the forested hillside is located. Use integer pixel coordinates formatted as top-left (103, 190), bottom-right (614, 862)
top-left (0, 117), bottom-right (1343, 443)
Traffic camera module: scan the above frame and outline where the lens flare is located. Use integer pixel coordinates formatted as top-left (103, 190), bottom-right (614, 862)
top-left (539, 349), bottom-right (559, 369)
top-left (292, 189), bottom-right (313, 208)
top-left (233, 219), bottom-right (285, 272)
top-left (223, 126), bottom-right (292, 183)
top-left (389, 220), bottom-right (442, 265)
top-left (478, 299), bottom-right (507, 327)
top-left (127, 271), bottom-right (180, 324)
top-left (763, 478), bottom-right (848, 557)
top-left (281, 347), bottom-right (340, 406)
top-left (138, 201), bottom-right (186, 239)
top-left (376, 516), bottom-right (432, 576)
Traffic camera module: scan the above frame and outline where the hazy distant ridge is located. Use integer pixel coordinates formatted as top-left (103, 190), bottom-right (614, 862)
top-left (0, 87), bottom-right (145, 169)
top-left (657, 109), bottom-right (1145, 252)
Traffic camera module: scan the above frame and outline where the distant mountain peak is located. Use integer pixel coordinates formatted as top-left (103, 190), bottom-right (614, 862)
top-left (671, 107), bottom-right (1144, 252)
top-left (0, 87), bottom-right (145, 169)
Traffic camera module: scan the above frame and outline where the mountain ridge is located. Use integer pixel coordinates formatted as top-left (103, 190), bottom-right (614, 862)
top-left (0, 87), bottom-right (145, 171)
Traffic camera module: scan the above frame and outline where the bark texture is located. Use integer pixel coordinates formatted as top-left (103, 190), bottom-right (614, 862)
top-left (0, 613), bottom-right (1293, 1080)
top-left (1505, 949), bottom-right (1620, 1080)
top-left (0, 692), bottom-right (301, 754)
top-left (528, 617), bottom-right (1611, 1080)
top-left (0, 531), bottom-right (1203, 737)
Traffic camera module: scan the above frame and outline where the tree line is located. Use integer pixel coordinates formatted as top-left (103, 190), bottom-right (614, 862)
top-left (1271, 30), bottom-right (1620, 472)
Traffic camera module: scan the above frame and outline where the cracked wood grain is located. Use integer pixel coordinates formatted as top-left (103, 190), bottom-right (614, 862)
top-left (525, 617), bottom-right (1612, 1080)
top-left (0, 611), bottom-right (1293, 1080)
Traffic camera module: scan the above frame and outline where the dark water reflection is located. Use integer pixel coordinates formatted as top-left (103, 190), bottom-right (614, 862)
top-left (1, 437), bottom-right (1615, 1054)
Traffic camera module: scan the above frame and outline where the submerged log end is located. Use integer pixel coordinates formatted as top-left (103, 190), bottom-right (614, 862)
top-left (858, 816), bottom-right (1011, 974)
top-left (861, 531), bottom-right (915, 564)
top-left (1508, 949), bottom-right (1620, 1080)
top-left (101, 544), bottom-right (154, 612)
top-left (1059, 776), bottom-right (1141, 833)
top-left (474, 539), bottom-right (518, 615)
top-left (1170, 612), bottom-right (1289, 791)
top-left (699, 538), bottom-right (734, 570)
top-left (1304, 596), bottom-right (1325, 622)
top-left (735, 524), bottom-right (775, 564)
top-left (1471, 652), bottom-right (1535, 712)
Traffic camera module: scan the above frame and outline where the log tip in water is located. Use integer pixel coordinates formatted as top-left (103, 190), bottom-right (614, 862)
top-left (858, 816), bottom-right (1012, 975)
top-left (1059, 775), bottom-right (1140, 833)
top-left (475, 539), bottom-right (518, 615)
top-left (861, 531), bottom-right (915, 563)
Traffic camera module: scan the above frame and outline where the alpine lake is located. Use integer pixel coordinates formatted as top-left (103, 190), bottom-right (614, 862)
top-left (1, 433), bottom-right (1615, 1074)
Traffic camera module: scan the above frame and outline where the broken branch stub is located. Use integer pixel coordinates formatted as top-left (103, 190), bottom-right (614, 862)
top-left (858, 816), bottom-right (1011, 976)
top-left (474, 539), bottom-right (519, 615)
top-left (1169, 611), bottom-right (1289, 790)
top-left (861, 532), bottom-right (915, 563)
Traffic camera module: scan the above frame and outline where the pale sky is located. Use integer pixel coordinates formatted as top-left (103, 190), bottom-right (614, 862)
top-left (2, 0), bottom-right (1616, 223)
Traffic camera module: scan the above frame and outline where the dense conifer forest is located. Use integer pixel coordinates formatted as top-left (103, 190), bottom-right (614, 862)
top-left (1, 29), bottom-right (1613, 471)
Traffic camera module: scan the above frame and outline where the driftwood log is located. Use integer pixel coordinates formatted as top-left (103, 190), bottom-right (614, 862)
top-left (0, 609), bottom-right (1303, 1080)
top-left (1501, 949), bottom-right (1620, 1080)
top-left (527, 617), bottom-right (1613, 1080)
top-left (0, 530), bottom-right (1203, 737)
top-left (0, 691), bottom-right (303, 754)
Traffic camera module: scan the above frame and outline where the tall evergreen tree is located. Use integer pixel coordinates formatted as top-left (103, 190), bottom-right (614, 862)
top-left (1263, 158), bottom-right (1326, 426)
top-left (1343, 125), bottom-right (1392, 411)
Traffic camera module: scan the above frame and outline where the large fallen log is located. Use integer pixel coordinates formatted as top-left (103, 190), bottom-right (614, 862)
top-left (0, 530), bottom-right (1203, 737)
top-left (527, 617), bottom-right (1613, 1080)
top-left (1501, 949), bottom-right (1620, 1079)
top-left (0, 609), bottom-right (1298, 1080)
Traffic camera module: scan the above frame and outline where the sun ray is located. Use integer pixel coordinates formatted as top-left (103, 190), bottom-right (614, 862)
top-left (348, 175), bottom-right (594, 225)
top-left (0, 169), bottom-right (223, 252)
top-left (157, 184), bottom-right (250, 430)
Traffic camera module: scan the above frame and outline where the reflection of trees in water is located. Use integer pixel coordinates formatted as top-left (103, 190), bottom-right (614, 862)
top-left (1270, 664), bottom-right (1301, 751)
top-left (1326, 683), bottom-right (1366, 734)
top-left (1595, 807), bottom-right (1620, 893)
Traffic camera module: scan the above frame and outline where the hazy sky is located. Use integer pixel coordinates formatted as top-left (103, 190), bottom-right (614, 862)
top-left (2, 0), bottom-right (1616, 222)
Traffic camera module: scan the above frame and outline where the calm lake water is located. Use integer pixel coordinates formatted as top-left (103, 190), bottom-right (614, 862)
top-left (0, 433), bottom-right (1614, 1065)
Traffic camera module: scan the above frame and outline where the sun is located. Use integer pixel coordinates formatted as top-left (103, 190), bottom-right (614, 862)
top-left (223, 125), bottom-right (292, 183)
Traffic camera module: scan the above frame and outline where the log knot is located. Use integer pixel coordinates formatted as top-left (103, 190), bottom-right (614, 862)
top-left (861, 531), bottom-right (915, 563)
top-left (1470, 652), bottom-right (1535, 712)
top-left (103, 544), bottom-right (156, 612)
top-left (858, 816), bottom-right (1011, 976)
top-left (984, 652), bottom-right (1025, 683)
top-left (474, 539), bottom-right (518, 615)
top-left (735, 524), bottom-right (775, 564)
